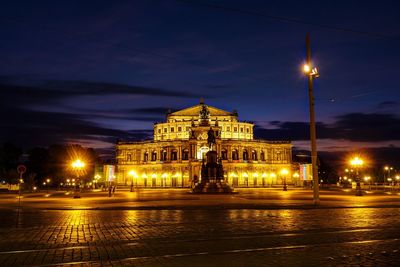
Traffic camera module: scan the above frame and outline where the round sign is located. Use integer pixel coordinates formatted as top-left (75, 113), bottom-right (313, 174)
top-left (17, 165), bottom-right (26, 174)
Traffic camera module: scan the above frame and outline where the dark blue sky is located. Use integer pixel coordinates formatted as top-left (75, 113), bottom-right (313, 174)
top-left (1, 0), bottom-right (399, 163)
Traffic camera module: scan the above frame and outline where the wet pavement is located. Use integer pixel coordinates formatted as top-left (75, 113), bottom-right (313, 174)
top-left (1, 189), bottom-right (400, 266)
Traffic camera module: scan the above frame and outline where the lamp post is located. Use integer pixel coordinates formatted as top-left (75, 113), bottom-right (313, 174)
top-left (71, 159), bottom-right (85, 198)
top-left (384, 166), bottom-right (393, 185)
top-left (46, 178), bottom-right (51, 193)
top-left (364, 176), bottom-right (371, 191)
top-left (303, 33), bottom-right (320, 205)
top-left (280, 168), bottom-right (289, 191)
top-left (350, 156), bottom-right (364, 196)
top-left (128, 170), bottom-right (137, 192)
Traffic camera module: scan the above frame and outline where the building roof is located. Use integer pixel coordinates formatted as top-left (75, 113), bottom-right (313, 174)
top-left (169, 103), bottom-right (235, 117)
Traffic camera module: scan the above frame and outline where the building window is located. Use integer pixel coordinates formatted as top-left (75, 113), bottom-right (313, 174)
top-left (144, 152), bottom-right (148, 162)
top-left (127, 153), bottom-right (132, 162)
top-left (151, 151), bottom-right (157, 161)
top-left (227, 127), bottom-right (230, 131)
top-left (232, 149), bottom-right (238, 160)
top-left (182, 149), bottom-right (189, 160)
top-left (246, 128), bottom-right (249, 133)
top-left (171, 127), bottom-right (174, 132)
top-left (260, 151), bottom-right (265, 161)
top-left (161, 150), bottom-right (167, 161)
top-left (158, 129), bottom-right (161, 134)
top-left (251, 150), bottom-right (257, 161)
top-left (186, 126), bottom-right (190, 131)
top-left (171, 150), bottom-right (178, 161)
top-left (240, 128), bottom-right (244, 133)
top-left (221, 149), bottom-right (227, 160)
top-left (178, 126), bottom-right (182, 132)
top-left (234, 127), bottom-right (238, 132)
top-left (243, 150), bottom-right (248, 160)
top-left (164, 128), bottom-right (167, 133)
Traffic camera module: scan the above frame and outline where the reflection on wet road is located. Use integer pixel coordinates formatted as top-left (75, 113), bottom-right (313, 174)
top-left (1, 207), bottom-right (400, 266)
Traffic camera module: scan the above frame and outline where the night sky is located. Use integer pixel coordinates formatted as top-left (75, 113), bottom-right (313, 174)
top-left (1, 0), bottom-right (399, 166)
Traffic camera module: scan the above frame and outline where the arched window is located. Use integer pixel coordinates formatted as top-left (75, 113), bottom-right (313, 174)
top-left (127, 153), bottom-right (132, 162)
top-left (171, 149), bottom-right (178, 161)
top-left (260, 151), bottom-right (265, 161)
top-left (243, 150), bottom-right (248, 160)
top-left (232, 149), bottom-right (239, 160)
top-left (251, 150), bottom-right (257, 161)
top-left (182, 149), bottom-right (189, 160)
top-left (144, 152), bottom-right (149, 162)
top-left (151, 151), bottom-right (157, 161)
top-left (221, 149), bottom-right (227, 160)
top-left (161, 150), bottom-right (167, 161)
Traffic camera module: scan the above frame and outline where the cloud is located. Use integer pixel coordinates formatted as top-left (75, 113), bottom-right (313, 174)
top-left (0, 77), bottom-right (201, 109)
top-left (0, 106), bottom-right (152, 148)
top-left (254, 112), bottom-right (400, 142)
top-left (377, 101), bottom-right (399, 110)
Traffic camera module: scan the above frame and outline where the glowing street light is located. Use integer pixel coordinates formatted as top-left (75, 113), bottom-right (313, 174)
top-left (129, 170), bottom-right (138, 192)
top-left (71, 159), bottom-right (85, 198)
top-left (350, 156), bottom-right (364, 196)
top-left (303, 34), bottom-right (320, 205)
top-left (280, 168), bottom-right (289, 191)
top-left (384, 166), bottom-right (393, 185)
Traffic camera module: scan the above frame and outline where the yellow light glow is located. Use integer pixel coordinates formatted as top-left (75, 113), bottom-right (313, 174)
top-left (253, 172), bottom-right (259, 177)
top-left (292, 172), bottom-right (299, 178)
top-left (384, 166), bottom-right (389, 170)
top-left (261, 173), bottom-right (267, 178)
top-left (280, 168), bottom-right (289, 175)
top-left (396, 175), bottom-right (400, 180)
top-left (270, 173), bottom-right (276, 178)
top-left (46, 178), bottom-right (50, 183)
top-left (243, 172), bottom-right (249, 178)
top-left (129, 170), bottom-right (137, 177)
top-left (303, 64), bottom-right (311, 73)
top-left (71, 159), bottom-right (85, 169)
top-left (162, 173), bottom-right (168, 178)
top-left (350, 156), bottom-right (364, 167)
top-left (66, 179), bottom-right (70, 183)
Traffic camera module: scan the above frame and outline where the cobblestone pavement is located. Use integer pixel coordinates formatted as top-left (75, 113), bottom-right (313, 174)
top-left (1, 206), bottom-right (400, 266)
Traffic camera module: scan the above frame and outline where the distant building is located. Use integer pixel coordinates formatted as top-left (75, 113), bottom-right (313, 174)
top-left (116, 101), bottom-right (293, 187)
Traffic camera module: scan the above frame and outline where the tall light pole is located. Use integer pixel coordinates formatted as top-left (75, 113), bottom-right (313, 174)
top-left (303, 33), bottom-right (320, 205)
top-left (280, 168), bottom-right (289, 191)
top-left (350, 156), bottom-right (364, 196)
top-left (71, 159), bottom-right (85, 198)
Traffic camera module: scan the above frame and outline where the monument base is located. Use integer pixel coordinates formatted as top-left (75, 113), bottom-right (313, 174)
top-left (192, 180), bottom-right (236, 194)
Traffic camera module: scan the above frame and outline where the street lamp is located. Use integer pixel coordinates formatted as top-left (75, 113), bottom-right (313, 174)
top-left (128, 170), bottom-right (137, 192)
top-left (350, 156), bottom-right (364, 196)
top-left (280, 168), bottom-right (289, 191)
top-left (384, 166), bottom-right (394, 184)
top-left (71, 159), bottom-right (85, 198)
top-left (364, 176), bottom-right (371, 190)
top-left (303, 33), bottom-right (320, 205)
top-left (46, 178), bottom-right (51, 193)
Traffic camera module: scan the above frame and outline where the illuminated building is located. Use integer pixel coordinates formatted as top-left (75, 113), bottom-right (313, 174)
top-left (116, 101), bottom-right (293, 187)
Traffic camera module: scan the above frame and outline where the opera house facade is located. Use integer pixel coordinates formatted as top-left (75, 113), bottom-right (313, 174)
top-left (115, 101), bottom-right (293, 188)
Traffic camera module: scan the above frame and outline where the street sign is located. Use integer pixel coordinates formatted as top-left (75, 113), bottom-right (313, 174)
top-left (17, 165), bottom-right (26, 174)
